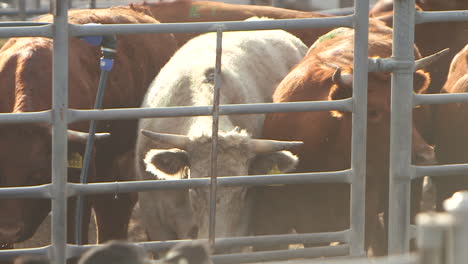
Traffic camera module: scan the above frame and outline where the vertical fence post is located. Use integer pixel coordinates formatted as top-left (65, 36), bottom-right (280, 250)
top-left (349, 0), bottom-right (369, 256)
top-left (208, 27), bottom-right (223, 248)
top-left (416, 212), bottom-right (453, 264)
top-left (444, 191), bottom-right (468, 264)
top-left (51, 0), bottom-right (69, 263)
top-left (17, 0), bottom-right (25, 21)
top-left (388, 0), bottom-right (416, 255)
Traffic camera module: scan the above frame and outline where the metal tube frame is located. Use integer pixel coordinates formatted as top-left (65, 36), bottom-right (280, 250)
top-left (388, 0), bottom-right (416, 254)
top-left (208, 27), bottom-right (223, 247)
top-left (349, 0), bottom-right (368, 256)
top-left (50, 0), bottom-right (69, 263)
top-left (388, 0), bottom-right (468, 255)
top-left (0, 1), bottom-right (466, 263)
top-left (0, 4), bottom-right (367, 264)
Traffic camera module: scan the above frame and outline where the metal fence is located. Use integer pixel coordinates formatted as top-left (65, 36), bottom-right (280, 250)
top-left (0, 0), bottom-right (467, 263)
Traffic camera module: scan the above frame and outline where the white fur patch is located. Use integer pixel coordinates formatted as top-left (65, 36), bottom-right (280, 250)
top-left (144, 149), bottom-right (181, 180)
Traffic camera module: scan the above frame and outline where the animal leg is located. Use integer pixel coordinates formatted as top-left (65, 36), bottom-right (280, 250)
top-left (92, 192), bottom-right (137, 243)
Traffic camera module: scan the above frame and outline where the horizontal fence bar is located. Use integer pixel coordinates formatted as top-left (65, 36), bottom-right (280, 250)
top-left (0, 184), bottom-right (51, 198)
top-left (67, 231), bottom-right (348, 259)
top-left (68, 100), bottom-right (353, 123)
top-left (0, 171), bottom-right (350, 199)
top-left (0, 22), bottom-right (50, 27)
top-left (68, 240), bottom-right (182, 259)
top-left (0, 24), bottom-right (52, 37)
top-left (0, 6), bottom-right (356, 18)
top-left (0, 110), bottom-right (51, 124)
top-left (368, 58), bottom-right (413, 73)
top-left (70, 16), bottom-right (354, 37)
top-left (0, 246), bottom-right (49, 261)
top-left (0, 8), bottom-right (49, 16)
top-left (321, 7), bottom-right (355, 16)
top-left (212, 231), bottom-right (349, 250)
top-left (306, 254), bottom-right (418, 264)
top-left (414, 93), bottom-right (468, 105)
top-left (416, 10), bottom-right (468, 24)
top-left (67, 170), bottom-right (351, 197)
top-left (212, 245), bottom-right (349, 264)
top-left (413, 164), bottom-right (468, 179)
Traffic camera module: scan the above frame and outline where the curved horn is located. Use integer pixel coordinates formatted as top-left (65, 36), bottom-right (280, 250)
top-left (414, 48), bottom-right (450, 70)
top-left (141, 129), bottom-right (190, 149)
top-left (67, 130), bottom-right (111, 143)
top-left (332, 67), bottom-right (353, 87)
top-left (249, 138), bottom-right (303, 153)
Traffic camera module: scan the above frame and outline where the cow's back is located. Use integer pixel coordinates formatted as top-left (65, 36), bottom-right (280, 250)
top-left (0, 6), bottom-right (177, 156)
top-left (140, 24), bottom-right (307, 138)
top-left (136, 1), bottom-right (333, 47)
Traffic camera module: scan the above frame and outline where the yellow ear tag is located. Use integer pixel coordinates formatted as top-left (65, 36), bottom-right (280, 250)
top-left (267, 164), bottom-right (284, 187)
top-left (68, 152), bottom-right (83, 169)
top-left (268, 164), bottom-right (281, 175)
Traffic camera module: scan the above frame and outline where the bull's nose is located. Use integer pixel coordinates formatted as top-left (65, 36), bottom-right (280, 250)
top-left (0, 224), bottom-right (22, 243)
top-left (413, 145), bottom-right (436, 166)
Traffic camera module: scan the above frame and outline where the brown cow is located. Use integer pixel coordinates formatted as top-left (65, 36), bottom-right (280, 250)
top-left (131, 0), bottom-right (335, 47)
top-left (370, 0), bottom-right (468, 146)
top-left (370, 0), bottom-right (468, 95)
top-left (433, 44), bottom-right (468, 210)
top-left (0, 6), bottom-right (177, 251)
top-left (250, 20), bottom-right (436, 256)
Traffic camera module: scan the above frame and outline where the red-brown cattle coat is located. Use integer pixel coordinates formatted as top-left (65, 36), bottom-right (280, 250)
top-left (251, 20), bottom-right (435, 256)
top-left (0, 6), bottom-right (177, 248)
top-left (433, 44), bottom-right (468, 210)
top-left (132, 0), bottom-right (334, 47)
top-left (370, 0), bottom-right (468, 95)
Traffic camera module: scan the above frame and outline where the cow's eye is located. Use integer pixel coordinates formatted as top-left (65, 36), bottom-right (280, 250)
top-left (368, 109), bottom-right (383, 122)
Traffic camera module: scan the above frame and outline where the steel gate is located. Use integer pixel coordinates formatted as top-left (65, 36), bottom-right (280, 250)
top-left (0, 0), bottom-right (466, 263)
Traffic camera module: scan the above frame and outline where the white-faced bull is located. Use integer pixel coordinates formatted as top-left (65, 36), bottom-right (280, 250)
top-left (135, 17), bottom-right (307, 245)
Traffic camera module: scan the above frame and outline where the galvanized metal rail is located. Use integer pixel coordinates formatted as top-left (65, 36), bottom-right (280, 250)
top-left (0, 0), bottom-right (467, 263)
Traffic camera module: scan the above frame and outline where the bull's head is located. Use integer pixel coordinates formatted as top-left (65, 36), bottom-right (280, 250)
top-left (141, 128), bottom-right (302, 244)
top-left (327, 50), bottom-right (447, 167)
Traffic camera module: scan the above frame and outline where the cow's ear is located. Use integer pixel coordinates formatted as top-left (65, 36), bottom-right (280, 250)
top-left (329, 68), bottom-right (353, 101)
top-left (249, 151), bottom-right (299, 175)
top-left (414, 70), bottom-right (431, 94)
top-left (144, 148), bottom-right (190, 180)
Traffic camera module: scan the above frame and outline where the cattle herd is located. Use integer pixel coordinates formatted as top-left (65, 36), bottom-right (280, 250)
top-left (0, 0), bottom-right (466, 262)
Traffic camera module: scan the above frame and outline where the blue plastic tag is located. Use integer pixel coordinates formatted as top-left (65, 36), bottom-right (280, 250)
top-left (80, 23), bottom-right (103, 46)
top-left (100, 58), bottom-right (114, 72)
top-left (82, 35), bottom-right (103, 46)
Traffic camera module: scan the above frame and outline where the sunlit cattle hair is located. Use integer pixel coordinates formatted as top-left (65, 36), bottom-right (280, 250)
top-left (135, 17), bottom-right (307, 246)
top-left (252, 19), bottom-right (439, 256)
top-left (433, 44), bottom-right (468, 211)
top-left (131, 0), bottom-right (334, 47)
